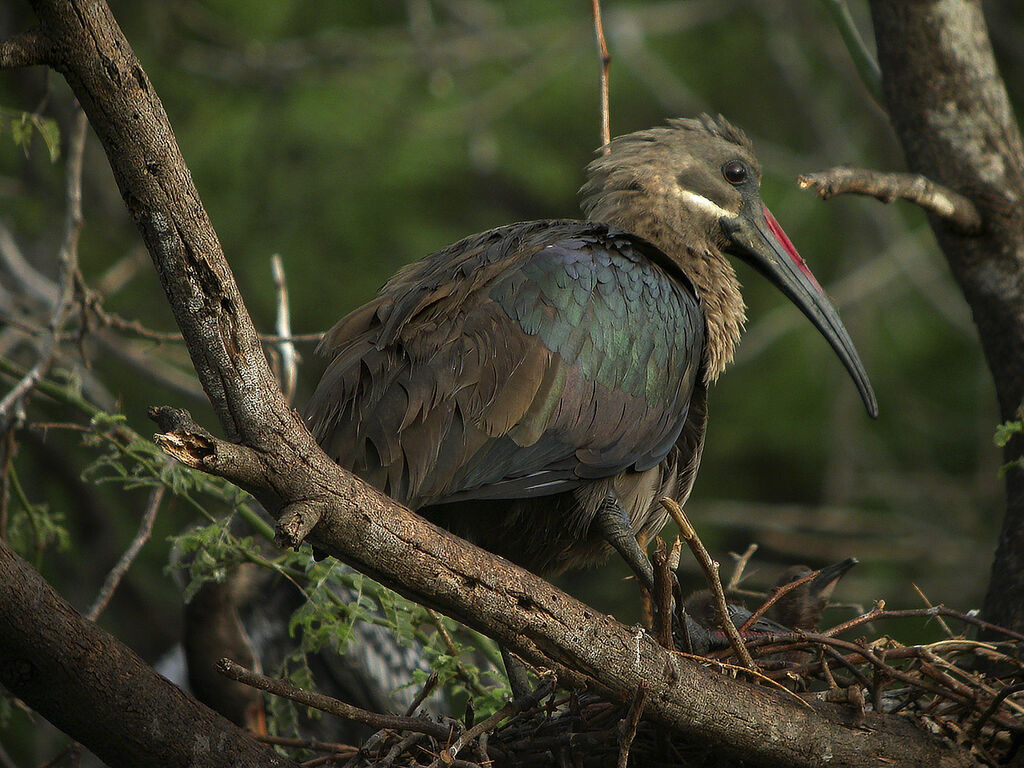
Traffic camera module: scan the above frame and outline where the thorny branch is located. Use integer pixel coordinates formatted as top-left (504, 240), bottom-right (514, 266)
top-left (799, 166), bottom-right (983, 234)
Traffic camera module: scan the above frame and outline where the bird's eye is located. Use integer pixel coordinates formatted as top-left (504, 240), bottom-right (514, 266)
top-left (722, 161), bottom-right (747, 185)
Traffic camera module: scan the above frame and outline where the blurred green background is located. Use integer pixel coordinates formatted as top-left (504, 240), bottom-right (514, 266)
top-left (1, 0), bottom-right (1022, 761)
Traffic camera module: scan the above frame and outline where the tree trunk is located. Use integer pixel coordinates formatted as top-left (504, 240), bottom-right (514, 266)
top-left (869, 0), bottom-right (1024, 632)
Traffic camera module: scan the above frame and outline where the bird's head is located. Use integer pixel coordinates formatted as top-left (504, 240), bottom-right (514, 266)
top-left (581, 115), bottom-right (877, 417)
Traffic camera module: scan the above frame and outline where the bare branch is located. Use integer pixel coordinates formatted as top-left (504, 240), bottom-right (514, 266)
top-left (799, 166), bottom-right (983, 234)
top-left (725, 543), bottom-right (758, 591)
top-left (661, 498), bottom-right (756, 670)
top-left (270, 254), bottom-right (298, 405)
top-left (0, 108), bottom-right (87, 420)
top-left (0, 29), bottom-right (54, 69)
top-left (85, 482), bottom-right (165, 622)
top-left (217, 658), bottom-right (454, 740)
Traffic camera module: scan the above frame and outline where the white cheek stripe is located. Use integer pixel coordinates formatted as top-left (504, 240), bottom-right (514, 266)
top-left (675, 189), bottom-right (736, 220)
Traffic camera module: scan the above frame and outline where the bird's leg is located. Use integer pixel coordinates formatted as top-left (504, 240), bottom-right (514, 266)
top-left (595, 496), bottom-right (718, 655)
top-left (594, 495), bottom-right (656, 591)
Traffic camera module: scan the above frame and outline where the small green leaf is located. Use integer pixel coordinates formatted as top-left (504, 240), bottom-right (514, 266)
top-left (35, 116), bottom-right (61, 162)
top-left (995, 419), bottom-right (1023, 448)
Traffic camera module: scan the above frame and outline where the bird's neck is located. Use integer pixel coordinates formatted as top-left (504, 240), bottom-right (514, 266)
top-left (596, 206), bottom-right (745, 384)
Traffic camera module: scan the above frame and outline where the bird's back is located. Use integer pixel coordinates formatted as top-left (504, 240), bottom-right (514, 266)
top-left (305, 220), bottom-right (706, 574)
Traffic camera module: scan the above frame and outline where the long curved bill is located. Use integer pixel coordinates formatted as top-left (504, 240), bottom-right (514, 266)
top-left (723, 204), bottom-right (878, 418)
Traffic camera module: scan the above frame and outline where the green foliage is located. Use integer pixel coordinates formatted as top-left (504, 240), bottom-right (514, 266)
top-left (80, 410), bottom-right (252, 522)
top-left (5, 463), bottom-right (70, 568)
top-left (994, 418), bottom-right (1023, 448)
top-left (995, 417), bottom-right (1024, 476)
top-left (0, 106), bottom-right (60, 162)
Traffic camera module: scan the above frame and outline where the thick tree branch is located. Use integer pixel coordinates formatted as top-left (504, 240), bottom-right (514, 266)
top-left (0, 28), bottom-right (53, 68)
top-left (799, 167), bottom-right (983, 234)
top-left (0, 538), bottom-right (300, 768)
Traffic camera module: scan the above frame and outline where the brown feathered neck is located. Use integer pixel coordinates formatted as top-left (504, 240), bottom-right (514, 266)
top-left (579, 116), bottom-right (749, 385)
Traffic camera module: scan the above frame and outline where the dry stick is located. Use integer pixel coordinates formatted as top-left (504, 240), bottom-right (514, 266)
top-left (270, 254), bottom-right (298, 404)
top-left (911, 584), bottom-right (955, 638)
top-left (651, 543), bottom-right (673, 649)
top-left (616, 686), bottom-right (645, 768)
top-left (725, 543), bottom-right (758, 591)
top-left (970, 682), bottom-right (1024, 741)
top-left (257, 735), bottom-right (354, 755)
top-left (378, 733), bottom-right (426, 768)
top-left (218, 658), bottom-right (454, 741)
top-left (798, 167), bottom-right (983, 234)
top-left (404, 671), bottom-right (440, 717)
top-left (737, 568), bottom-right (818, 634)
top-left (0, 108), bottom-right (87, 419)
top-left (590, 0), bottom-right (611, 151)
top-left (94, 307), bottom-right (324, 345)
top-left (431, 679), bottom-right (555, 767)
top-left (300, 756), bottom-right (345, 768)
top-left (793, 636), bottom-right (987, 716)
top-left (660, 498), bottom-right (756, 670)
top-left (85, 482), bottom-right (165, 621)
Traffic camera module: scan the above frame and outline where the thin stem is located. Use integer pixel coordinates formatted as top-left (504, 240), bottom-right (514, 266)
top-left (85, 482), bottom-right (166, 621)
top-left (591, 0), bottom-right (611, 151)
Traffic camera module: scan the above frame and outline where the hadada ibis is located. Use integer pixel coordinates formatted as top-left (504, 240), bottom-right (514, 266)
top-left (677, 589), bottom-right (790, 654)
top-left (770, 557), bottom-right (859, 631)
top-left (305, 115), bottom-right (876, 594)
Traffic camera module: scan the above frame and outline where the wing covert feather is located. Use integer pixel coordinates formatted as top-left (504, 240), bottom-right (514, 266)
top-left (304, 220), bottom-right (704, 507)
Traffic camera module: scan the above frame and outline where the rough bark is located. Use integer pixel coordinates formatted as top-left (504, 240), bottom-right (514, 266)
top-left (0, 1), bottom-right (986, 766)
top-left (0, 538), bottom-right (300, 768)
top-left (869, 0), bottom-right (1024, 633)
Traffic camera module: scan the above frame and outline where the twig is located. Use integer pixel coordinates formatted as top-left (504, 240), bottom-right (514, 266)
top-left (814, 0), bottom-right (882, 104)
top-left (912, 583), bottom-right (954, 638)
top-left (85, 482), bottom-right (165, 621)
top-left (431, 679), bottom-right (555, 767)
top-left (616, 686), bottom-right (645, 768)
top-left (256, 735), bottom-right (354, 754)
top-left (405, 671), bottom-right (440, 716)
top-left (651, 543), bottom-right (673, 649)
top-left (969, 682), bottom-right (1024, 740)
top-left (218, 658), bottom-right (455, 740)
top-left (93, 304), bottom-right (323, 344)
top-left (378, 733), bottom-right (426, 768)
top-left (661, 498), bottom-right (756, 670)
top-left (799, 166), bottom-right (983, 234)
top-left (737, 568), bottom-right (818, 634)
top-left (270, 254), bottom-right (298, 404)
top-left (590, 0), bottom-right (611, 151)
top-left (725, 543), bottom-right (758, 591)
top-left (0, 108), bottom-right (87, 419)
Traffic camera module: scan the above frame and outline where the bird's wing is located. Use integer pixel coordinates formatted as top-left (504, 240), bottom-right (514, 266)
top-left (304, 220), bottom-right (704, 507)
